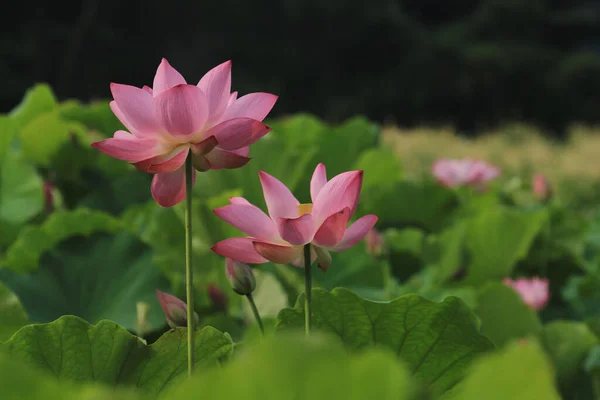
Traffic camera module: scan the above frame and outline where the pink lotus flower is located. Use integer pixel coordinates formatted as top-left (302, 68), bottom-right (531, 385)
top-left (211, 164), bottom-right (378, 271)
top-left (503, 277), bottom-right (550, 311)
top-left (532, 173), bottom-right (552, 202)
top-left (91, 59), bottom-right (278, 207)
top-left (432, 159), bottom-right (500, 189)
top-left (156, 289), bottom-right (199, 328)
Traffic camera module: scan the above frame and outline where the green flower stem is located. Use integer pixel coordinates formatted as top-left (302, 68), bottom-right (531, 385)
top-left (303, 243), bottom-right (312, 336)
top-left (592, 372), bottom-right (600, 400)
top-left (246, 293), bottom-right (265, 335)
top-left (541, 208), bottom-right (552, 278)
top-left (381, 260), bottom-right (393, 300)
top-left (457, 186), bottom-right (473, 209)
top-left (185, 154), bottom-right (195, 377)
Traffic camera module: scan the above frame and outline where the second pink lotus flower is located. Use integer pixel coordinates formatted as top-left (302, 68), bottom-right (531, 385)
top-left (92, 58), bottom-right (278, 207)
top-left (211, 164), bottom-right (378, 271)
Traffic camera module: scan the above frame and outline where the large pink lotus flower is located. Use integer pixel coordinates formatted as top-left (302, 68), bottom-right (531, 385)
top-left (503, 277), bottom-right (550, 311)
top-left (211, 164), bottom-right (378, 271)
top-left (91, 59), bottom-right (278, 207)
top-left (432, 158), bottom-right (500, 189)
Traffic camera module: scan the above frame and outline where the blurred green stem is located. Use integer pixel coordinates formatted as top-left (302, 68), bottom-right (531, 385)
top-left (304, 244), bottom-right (312, 336)
top-left (457, 187), bottom-right (473, 210)
top-left (246, 294), bottom-right (264, 335)
top-left (185, 154), bottom-right (195, 377)
top-left (381, 260), bottom-right (393, 300)
top-left (592, 373), bottom-right (600, 400)
top-left (541, 206), bottom-right (552, 278)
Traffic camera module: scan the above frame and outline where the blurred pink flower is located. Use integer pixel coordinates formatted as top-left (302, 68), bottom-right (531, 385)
top-left (43, 180), bottom-right (54, 213)
top-left (92, 58), bottom-right (278, 207)
top-left (532, 173), bottom-right (552, 202)
top-left (432, 159), bottom-right (500, 189)
top-left (207, 283), bottom-right (228, 312)
top-left (503, 277), bottom-right (550, 311)
top-left (155, 289), bottom-right (199, 328)
top-left (365, 228), bottom-right (384, 257)
top-left (211, 163), bottom-right (378, 271)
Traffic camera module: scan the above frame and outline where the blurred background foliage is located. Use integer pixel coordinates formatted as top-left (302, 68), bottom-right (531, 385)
top-left (3, 84), bottom-right (600, 396)
top-left (3, 0), bottom-right (600, 136)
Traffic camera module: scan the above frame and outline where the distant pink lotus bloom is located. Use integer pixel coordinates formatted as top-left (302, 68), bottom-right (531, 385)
top-left (503, 277), bottom-right (550, 311)
top-left (432, 159), bottom-right (500, 189)
top-left (92, 58), bottom-right (278, 207)
top-left (211, 164), bottom-right (378, 271)
top-left (532, 173), bottom-right (552, 202)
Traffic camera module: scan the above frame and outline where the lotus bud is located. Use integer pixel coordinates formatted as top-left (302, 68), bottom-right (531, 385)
top-left (43, 180), bottom-right (54, 213)
top-left (532, 173), bottom-right (552, 203)
top-left (365, 228), bottom-right (384, 257)
top-left (155, 289), bottom-right (199, 329)
top-left (135, 301), bottom-right (151, 335)
top-left (451, 267), bottom-right (467, 282)
top-left (225, 258), bottom-right (256, 295)
top-left (207, 283), bottom-right (228, 312)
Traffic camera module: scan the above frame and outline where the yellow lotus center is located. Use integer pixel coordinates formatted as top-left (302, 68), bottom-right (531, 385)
top-left (297, 203), bottom-right (313, 216)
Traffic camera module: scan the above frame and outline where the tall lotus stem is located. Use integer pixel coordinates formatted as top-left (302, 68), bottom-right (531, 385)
top-left (185, 154), bottom-right (195, 377)
top-left (246, 293), bottom-right (265, 335)
top-left (304, 243), bottom-right (312, 335)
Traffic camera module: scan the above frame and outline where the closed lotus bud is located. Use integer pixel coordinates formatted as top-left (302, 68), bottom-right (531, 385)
top-left (43, 180), bottom-right (54, 213)
top-left (225, 258), bottom-right (256, 295)
top-left (207, 283), bottom-right (228, 312)
top-left (136, 301), bottom-right (150, 335)
top-left (365, 228), bottom-right (384, 257)
top-left (155, 289), bottom-right (199, 329)
top-left (532, 173), bottom-right (552, 203)
top-left (451, 267), bottom-right (467, 282)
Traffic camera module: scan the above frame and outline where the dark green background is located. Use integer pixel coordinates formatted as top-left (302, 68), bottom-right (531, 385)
top-left (3, 0), bottom-right (600, 136)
